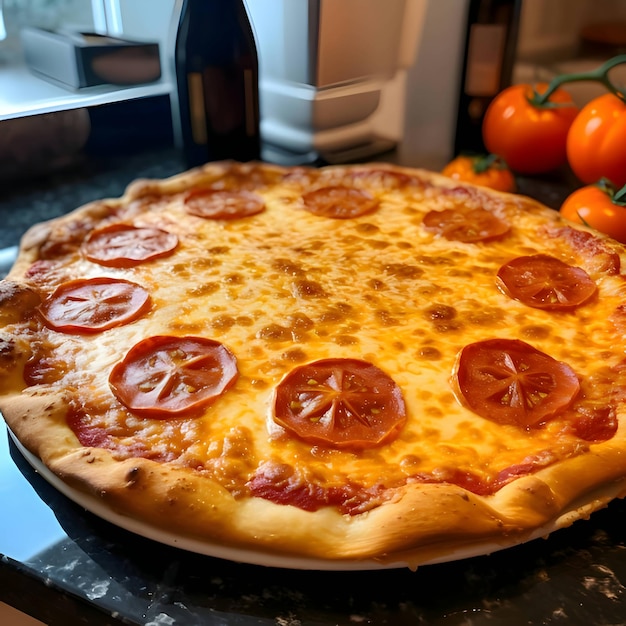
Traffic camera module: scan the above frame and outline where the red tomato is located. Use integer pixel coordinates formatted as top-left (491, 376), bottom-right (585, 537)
top-left (496, 254), bottom-right (597, 310)
top-left (566, 93), bottom-right (626, 188)
top-left (82, 224), bottom-right (178, 268)
top-left (273, 358), bottom-right (406, 449)
top-left (109, 336), bottom-right (238, 418)
top-left (482, 83), bottom-right (579, 174)
top-left (441, 154), bottom-right (516, 193)
top-left (422, 207), bottom-right (510, 242)
top-left (39, 278), bottom-right (151, 334)
top-left (453, 339), bottom-right (580, 428)
top-left (560, 182), bottom-right (626, 244)
top-left (302, 186), bottom-right (379, 219)
top-left (184, 189), bottom-right (265, 219)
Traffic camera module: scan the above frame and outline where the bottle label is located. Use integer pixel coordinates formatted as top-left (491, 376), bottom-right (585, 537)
top-left (188, 72), bottom-right (208, 145)
top-left (243, 68), bottom-right (257, 137)
top-left (464, 24), bottom-right (506, 97)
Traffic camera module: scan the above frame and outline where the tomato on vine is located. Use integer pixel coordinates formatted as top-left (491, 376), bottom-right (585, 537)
top-left (441, 154), bottom-right (516, 193)
top-left (482, 82), bottom-right (579, 175)
top-left (566, 93), bottom-right (626, 188)
top-left (560, 179), bottom-right (626, 244)
top-left (483, 55), bottom-right (626, 177)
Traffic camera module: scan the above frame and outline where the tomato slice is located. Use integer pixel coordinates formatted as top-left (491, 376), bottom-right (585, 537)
top-left (453, 339), bottom-right (580, 428)
top-left (340, 168), bottom-right (422, 190)
top-left (273, 358), bottom-right (406, 449)
top-left (82, 224), bottom-right (178, 268)
top-left (422, 207), bottom-right (509, 242)
top-left (302, 186), bottom-right (379, 219)
top-left (184, 189), bottom-right (265, 220)
top-left (39, 278), bottom-right (151, 334)
top-left (497, 254), bottom-right (597, 310)
top-left (109, 336), bottom-right (238, 418)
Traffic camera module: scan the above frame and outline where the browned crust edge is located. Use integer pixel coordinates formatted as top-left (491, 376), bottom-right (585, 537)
top-left (2, 160), bottom-right (626, 567)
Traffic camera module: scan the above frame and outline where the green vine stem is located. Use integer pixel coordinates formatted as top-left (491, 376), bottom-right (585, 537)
top-left (597, 178), bottom-right (626, 206)
top-left (530, 54), bottom-right (626, 107)
top-left (472, 153), bottom-right (507, 174)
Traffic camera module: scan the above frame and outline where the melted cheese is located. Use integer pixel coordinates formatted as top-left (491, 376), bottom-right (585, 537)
top-left (7, 163), bottom-right (626, 502)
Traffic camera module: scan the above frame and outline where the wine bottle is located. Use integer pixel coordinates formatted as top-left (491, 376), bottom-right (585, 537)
top-left (173, 0), bottom-right (261, 168)
top-left (453, 0), bottom-right (522, 155)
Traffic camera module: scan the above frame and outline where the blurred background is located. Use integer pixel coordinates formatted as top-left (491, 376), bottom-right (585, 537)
top-left (0, 0), bottom-right (624, 261)
top-left (0, 0), bottom-right (624, 179)
top-left (0, 0), bottom-right (626, 180)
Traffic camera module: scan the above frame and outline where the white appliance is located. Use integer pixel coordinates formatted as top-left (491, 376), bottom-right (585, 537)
top-left (246, 0), bottom-right (430, 164)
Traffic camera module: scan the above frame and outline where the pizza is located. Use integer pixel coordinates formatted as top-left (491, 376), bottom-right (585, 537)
top-left (2, 160), bottom-right (626, 569)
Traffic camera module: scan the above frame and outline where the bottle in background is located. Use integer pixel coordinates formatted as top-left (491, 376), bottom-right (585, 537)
top-left (453, 0), bottom-right (522, 155)
top-left (173, 0), bottom-right (261, 168)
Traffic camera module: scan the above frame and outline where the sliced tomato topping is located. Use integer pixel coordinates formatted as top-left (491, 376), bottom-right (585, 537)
top-left (82, 224), bottom-right (178, 268)
top-left (109, 336), bottom-right (238, 418)
top-left (302, 186), bottom-right (379, 219)
top-left (273, 358), bottom-right (406, 449)
top-left (346, 168), bottom-right (422, 189)
top-left (39, 278), bottom-right (151, 334)
top-left (453, 338), bottom-right (580, 428)
top-left (184, 189), bottom-right (265, 220)
top-left (422, 207), bottom-right (509, 242)
top-left (496, 254), bottom-right (597, 310)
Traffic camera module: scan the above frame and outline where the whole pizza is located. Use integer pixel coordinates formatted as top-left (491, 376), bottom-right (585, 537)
top-left (1, 160), bottom-right (626, 569)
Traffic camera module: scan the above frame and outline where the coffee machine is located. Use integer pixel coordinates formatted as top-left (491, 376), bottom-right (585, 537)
top-left (246, 0), bottom-right (428, 164)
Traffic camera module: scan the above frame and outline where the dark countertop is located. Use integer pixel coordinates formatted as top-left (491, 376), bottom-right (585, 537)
top-left (3, 147), bottom-right (624, 625)
top-left (0, 148), bottom-right (187, 267)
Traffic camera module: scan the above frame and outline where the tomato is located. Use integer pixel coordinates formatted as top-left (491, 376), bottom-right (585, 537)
top-left (560, 181), bottom-right (626, 244)
top-left (453, 339), bottom-right (580, 428)
top-left (347, 168), bottom-right (421, 190)
top-left (482, 83), bottom-right (579, 174)
top-left (39, 278), bottom-right (151, 334)
top-left (82, 224), bottom-right (178, 268)
top-left (184, 189), bottom-right (265, 219)
top-left (273, 358), bottom-right (406, 449)
top-left (422, 207), bottom-right (510, 242)
top-left (441, 154), bottom-right (516, 193)
top-left (496, 254), bottom-right (597, 310)
top-left (109, 336), bottom-right (238, 418)
top-left (302, 186), bottom-right (379, 219)
top-left (566, 93), bottom-right (626, 188)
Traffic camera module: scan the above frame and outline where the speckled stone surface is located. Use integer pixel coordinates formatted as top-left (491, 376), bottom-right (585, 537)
top-left (0, 148), bottom-right (185, 278)
top-left (0, 149), bottom-right (186, 249)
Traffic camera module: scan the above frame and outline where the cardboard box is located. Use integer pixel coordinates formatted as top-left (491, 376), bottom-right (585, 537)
top-left (21, 28), bottom-right (161, 89)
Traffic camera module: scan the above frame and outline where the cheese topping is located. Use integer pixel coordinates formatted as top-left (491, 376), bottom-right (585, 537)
top-left (4, 162), bottom-right (626, 514)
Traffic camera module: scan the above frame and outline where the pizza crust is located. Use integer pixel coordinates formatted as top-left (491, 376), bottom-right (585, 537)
top-left (3, 160), bottom-right (626, 567)
top-left (5, 384), bottom-right (626, 566)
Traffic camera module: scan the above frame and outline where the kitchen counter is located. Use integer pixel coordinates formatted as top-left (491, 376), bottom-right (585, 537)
top-left (2, 148), bottom-right (624, 625)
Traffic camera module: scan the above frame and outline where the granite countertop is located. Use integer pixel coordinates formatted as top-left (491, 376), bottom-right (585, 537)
top-left (0, 148), bottom-right (187, 276)
top-left (3, 148), bottom-right (625, 626)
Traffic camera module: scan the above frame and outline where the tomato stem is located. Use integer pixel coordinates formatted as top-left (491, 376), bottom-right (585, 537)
top-left (532, 54), bottom-right (626, 106)
top-left (613, 185), bottom-right (626, 207)
top-left (472, 153), bottom-right (505, 174)
top-left (597, 178), bottom-right (626, 207)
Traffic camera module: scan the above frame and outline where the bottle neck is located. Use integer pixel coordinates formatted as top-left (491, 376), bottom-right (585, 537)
top-left (177, 0), bottom-right (255, 58)
top-left (181, 0), bottom-right (247, 26)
